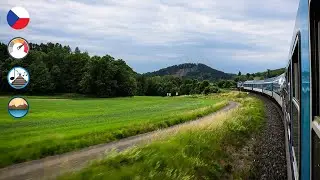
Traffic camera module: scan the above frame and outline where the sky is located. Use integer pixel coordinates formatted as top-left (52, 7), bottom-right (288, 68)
top-left (9, 97), bottom-right (27, 107)
top-left (0, 0), bottom-right (299, 74)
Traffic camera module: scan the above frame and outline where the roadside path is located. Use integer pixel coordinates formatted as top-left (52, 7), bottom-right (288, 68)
top-left (0, 102), bottom-right (238, 180)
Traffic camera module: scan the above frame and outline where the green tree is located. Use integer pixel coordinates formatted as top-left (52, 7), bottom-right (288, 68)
top-left (199, 80), bottom-right (210, 93)
top-left (266, 69), bottom-right (271, 78)
top-left (217, 80), bottom-right (225, 88)
top-left (136, 75), bottom-right (148, 96)
top-left (28, 53), bottom-right (54, 93)
top-left (80, 56), bottom-right (116, 97)
top-left (112, 59), bottom-right (137, 96)
top-left (203, 85), bottom-right (219, 95)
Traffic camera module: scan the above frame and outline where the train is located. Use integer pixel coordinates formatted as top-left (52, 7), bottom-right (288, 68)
top-left (237, 0), bottom-right (319, 179)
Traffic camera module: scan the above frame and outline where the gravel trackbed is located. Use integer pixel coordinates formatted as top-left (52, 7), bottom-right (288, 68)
top-left (249, 94), bottom-right (288, 180)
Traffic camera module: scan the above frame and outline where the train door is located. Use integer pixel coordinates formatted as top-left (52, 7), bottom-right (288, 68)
top-left (310, 1), bottom-right (320, 179)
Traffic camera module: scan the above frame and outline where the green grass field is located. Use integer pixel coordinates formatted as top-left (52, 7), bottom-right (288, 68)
top-left (59, 92), bottom-right (265, 180)
top-left (0, 95), bottom-right (226, 167)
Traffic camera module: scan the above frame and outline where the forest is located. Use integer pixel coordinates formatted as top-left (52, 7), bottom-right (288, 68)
top-left (0, 42), bottom-right (234, 97)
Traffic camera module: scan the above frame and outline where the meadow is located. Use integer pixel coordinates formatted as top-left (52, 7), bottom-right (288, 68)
top-left (0, 95), bottom-right (226, 167)
top-left (59, 92), bottom-right (265, 180)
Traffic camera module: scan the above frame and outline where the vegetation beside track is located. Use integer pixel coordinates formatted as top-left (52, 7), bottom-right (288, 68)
top-left (0, 95), bottom-right (226, 168)
top-left (60, 92), bottom-right (265, 180)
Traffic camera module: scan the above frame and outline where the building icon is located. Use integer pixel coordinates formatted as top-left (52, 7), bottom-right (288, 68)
top-left (11, 74), bottom-right (28, 88)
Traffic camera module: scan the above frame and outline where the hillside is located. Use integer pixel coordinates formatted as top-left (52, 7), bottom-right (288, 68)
top-left (144, 63), bottom-right (234, 81)
top-left (240, 68), bottom-right (285, 80)
top-left (258, 68), bottom-right (285, 78)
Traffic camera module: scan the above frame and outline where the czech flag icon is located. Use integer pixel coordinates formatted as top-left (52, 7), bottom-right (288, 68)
top-left (7, 7), bottom-right (30, 30)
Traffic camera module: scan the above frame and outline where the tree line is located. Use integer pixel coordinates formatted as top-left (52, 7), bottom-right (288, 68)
top-left (136, 75), bottom-right (232, 96)
top-left (0, 42), bottom-right (236, 97)
top-left (235, 68), bottom-right (285, 82)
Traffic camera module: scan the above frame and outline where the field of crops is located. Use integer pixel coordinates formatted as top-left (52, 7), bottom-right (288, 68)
top-left (0, 95), bottom-right (226, 167)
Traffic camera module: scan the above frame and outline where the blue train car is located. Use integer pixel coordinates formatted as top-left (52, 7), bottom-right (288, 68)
top-left (238, 1), bottom-right (320, 179)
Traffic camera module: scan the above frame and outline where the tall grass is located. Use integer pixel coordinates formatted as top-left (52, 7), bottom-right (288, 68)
top-left (59, 93), bottom-right (265, 180)
top-left (0, 96), bottom-right (226, 167)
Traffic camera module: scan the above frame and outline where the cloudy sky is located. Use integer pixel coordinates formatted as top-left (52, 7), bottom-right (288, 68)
top-left (0, 0), bottom-right (299, 73)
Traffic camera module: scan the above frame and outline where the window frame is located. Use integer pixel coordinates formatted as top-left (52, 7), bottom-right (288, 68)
top-left (290, 33), bottom-right (301, 178)
top-left (310, 0), bottom-right (320, 178)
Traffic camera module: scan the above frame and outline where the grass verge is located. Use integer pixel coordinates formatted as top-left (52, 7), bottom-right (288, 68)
top-left (0, 96), bottom-right (227, 168)
top-left (59, 92), bottom-right (265, 180)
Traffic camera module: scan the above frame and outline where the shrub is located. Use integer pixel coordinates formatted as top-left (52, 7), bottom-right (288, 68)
top-left (203, 85), bottom-right (220, 95)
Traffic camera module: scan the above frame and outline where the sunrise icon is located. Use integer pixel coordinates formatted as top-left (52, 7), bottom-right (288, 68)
top-left (8, 97), bottom-right (29, 118)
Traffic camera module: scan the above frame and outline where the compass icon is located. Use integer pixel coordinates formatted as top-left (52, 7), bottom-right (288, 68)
top-left (7, 37), bottom-right (30, 59)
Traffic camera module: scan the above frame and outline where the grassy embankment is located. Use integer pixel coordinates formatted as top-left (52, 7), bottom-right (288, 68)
top-left (59, 92), bottom-right (265, 180)
top-left (0, 95), bottom-right (227, 167)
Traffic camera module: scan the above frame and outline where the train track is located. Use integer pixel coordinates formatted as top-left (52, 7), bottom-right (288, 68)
top-left (249, 93), bottom-right (287, 180)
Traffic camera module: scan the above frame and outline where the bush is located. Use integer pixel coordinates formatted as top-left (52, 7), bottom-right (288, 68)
top-left (203, 85), bottom-right (220, 95)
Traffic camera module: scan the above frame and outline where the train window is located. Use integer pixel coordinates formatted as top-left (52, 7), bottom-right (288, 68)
top-left (291, 36), bottom-right (301, 173)
top-left (292, 44), bottom-right (300, 101)
top-left (292, 103), bottom-right (300, 169)
top-left (312, 130), bottom-right (320, 179)
top-left (286, 67), bottom-right (291, 114)
top-left (311, 0), bottom-right (320, 116)
top-left (310, 1), bottom-right (320, 178)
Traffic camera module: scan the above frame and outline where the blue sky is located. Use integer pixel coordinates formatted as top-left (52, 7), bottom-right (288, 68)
top-left (0, 0), bottom-right (299, 73)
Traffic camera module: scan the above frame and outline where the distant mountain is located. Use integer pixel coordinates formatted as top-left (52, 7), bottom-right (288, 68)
top-left (144, 63), bottom-right (234, 81)
top-left (8, 104), bottom-right (28, 110)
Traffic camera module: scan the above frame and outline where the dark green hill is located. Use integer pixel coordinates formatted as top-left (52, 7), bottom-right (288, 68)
top-left (144, 63), bottom-right (234, 81)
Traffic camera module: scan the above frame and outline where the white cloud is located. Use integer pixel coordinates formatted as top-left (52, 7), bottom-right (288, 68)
top-left (0, 0), bottom-right (299, 73)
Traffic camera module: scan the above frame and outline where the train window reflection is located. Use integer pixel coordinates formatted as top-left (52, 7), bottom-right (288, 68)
top-left (292, 43), bottom-right (300, 101)
top-left (311, 4), bottom-right (320, 179)
top-left (310, 1), bottom-right (320, 116)
top-left (291, 36), bottom-right (301, 173)
top-left (292, 104), bottom-right (300, 169)
top-left (286, 67), bottom-right (291, 114)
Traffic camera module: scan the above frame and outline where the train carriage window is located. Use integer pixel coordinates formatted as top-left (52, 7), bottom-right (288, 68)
top-left (292, 102), bottom-right (300, 168)
top-left (291, 36), bottom-right (301, 173)
top-left (312, 130), bottom-right (320, 179)
top-left (286, 67), bottom-right (291, 115)
top-left (292, 58), bottom-right (300, 100)
top-left (310, 1), bottom-right (320, 179)
top-left (311, 0), bottom-right (320, 115)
